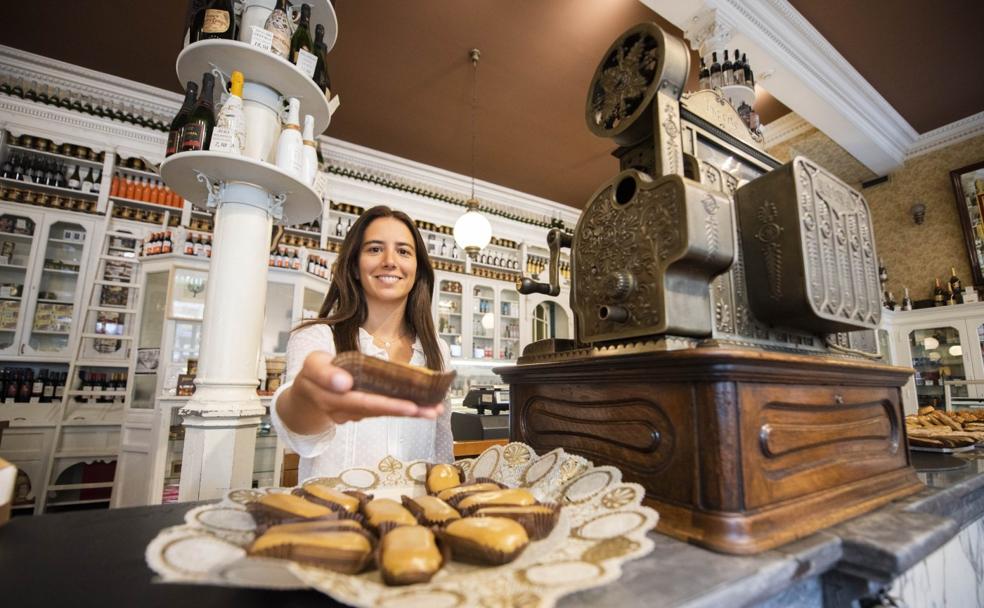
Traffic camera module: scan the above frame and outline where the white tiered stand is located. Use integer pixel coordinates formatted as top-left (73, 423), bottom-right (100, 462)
top-left (159, 4), bottom-right (337, 501)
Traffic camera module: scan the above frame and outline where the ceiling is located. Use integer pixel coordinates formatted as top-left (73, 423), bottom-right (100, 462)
top-left (1, 1), bottom-right (979, 210)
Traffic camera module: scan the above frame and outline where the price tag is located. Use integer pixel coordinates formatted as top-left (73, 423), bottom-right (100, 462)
top-left (208, 127), bottom-right (237, 154)
top-left (296, 49), bottom-right (318, 78)
top-left (313, 172), bottom-right (329, 198)
top-left (327, 94), bottom-right (341, 115)
top-left (249, 26), bottom-right (273, 52)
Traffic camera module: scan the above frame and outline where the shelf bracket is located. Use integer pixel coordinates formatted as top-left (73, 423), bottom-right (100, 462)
top-left (194, 171), bottom-right (221, 211)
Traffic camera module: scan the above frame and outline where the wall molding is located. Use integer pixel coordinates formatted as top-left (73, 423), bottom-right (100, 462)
top-left (762, 112), bottom-right (813, 148)
top-left (907, 110), bottom-right (984, 160)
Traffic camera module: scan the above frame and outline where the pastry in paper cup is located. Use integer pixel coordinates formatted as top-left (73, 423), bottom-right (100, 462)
top-left (248, 524), bottom-right (376, 574)
top-left (294, 484), bottom-right (370, 517)
top-left (332, 350), bottom-right (456, 405)
top-left (470, 503), bottom-right (561, 540)
top-left (439, 516), bottom-right (529, 566)
top-left (455, 488), bottom-right (538, 514)
top-left (375, 524), bottom-right (448, 586)
top-left (362, 498), bottom-right (418, 533)
top-left (435, 479), bottom-right (506, 504)
top-left (425, 462), bottom-right (466, 495)
top-left (401, 494), bottom-right (461, 526)
top-left (246, 493), bottom-right (339, 532)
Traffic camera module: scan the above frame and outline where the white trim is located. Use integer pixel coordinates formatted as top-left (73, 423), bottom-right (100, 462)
top-left (762, 112), bottom-right (812, 148)
top-left (907, 111), bottom-right (984, 160)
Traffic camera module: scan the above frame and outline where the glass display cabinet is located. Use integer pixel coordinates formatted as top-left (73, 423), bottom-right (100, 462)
top-left (908, 326), bottom-right (968, 409)
top-left (436, 278), bottom-right (463, 359)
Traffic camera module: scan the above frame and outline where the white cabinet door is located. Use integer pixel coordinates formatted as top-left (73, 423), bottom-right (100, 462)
top-left (0, 205), bottom-right (46, 356)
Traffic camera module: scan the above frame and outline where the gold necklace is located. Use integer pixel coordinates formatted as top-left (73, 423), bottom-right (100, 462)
top-left (370, 331), bottom-right (407, 349)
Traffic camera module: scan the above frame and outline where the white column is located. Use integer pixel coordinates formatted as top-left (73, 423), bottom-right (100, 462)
top-left (178, 197), bottom-right (272, 501)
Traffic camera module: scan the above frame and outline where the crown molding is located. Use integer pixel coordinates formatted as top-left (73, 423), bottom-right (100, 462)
top-left (761, 112), bottom-right (813, 149)
top-left (907, 111), bottom-right (984, 160)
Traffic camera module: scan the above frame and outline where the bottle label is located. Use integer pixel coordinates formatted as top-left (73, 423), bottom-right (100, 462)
top-left (202, 9), bottom-right (230, 34)
top-left (295, 49), bottom-right (318, 78)
top-left (180, 121), bottom-right (208, 152)
top-left (166, 130), bottom-right (180, 156)
top-left (208, 126), bottom-right (237, 154)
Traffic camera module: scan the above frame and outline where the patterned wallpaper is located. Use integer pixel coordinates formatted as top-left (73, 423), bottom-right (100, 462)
top-left (767, 129), bottom-right (984, 302)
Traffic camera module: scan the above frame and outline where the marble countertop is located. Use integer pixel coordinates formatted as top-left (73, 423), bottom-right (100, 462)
top-left (561, 450), bottom-right (984, 608)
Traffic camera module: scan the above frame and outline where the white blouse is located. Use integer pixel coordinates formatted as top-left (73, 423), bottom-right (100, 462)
top-left (269, 324), bottom-right (454, 482)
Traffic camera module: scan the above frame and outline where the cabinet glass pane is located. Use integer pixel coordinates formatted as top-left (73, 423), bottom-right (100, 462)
top-left (499, 288), bottom-right (520, 360)
top-left (130, 271), bottom-right (169, 410)
top-left (29, 221), bottom-right (86, 353)
top-left (0, 213), bottom-right (37, 349)
top-left (472, 284), bottom-right (495, 359)
top-left (437, 280), bottom-right (462, 358)
top-left (302, 287), bottom-right (324, 320)
top-left (908, 326), bottom-right (968, 408)
top-left (263, 282), bottom-right (294, 354)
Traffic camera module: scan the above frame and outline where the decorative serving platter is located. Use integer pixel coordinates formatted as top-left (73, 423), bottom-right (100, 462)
top-left (146, 442), bottom-right (659, 608)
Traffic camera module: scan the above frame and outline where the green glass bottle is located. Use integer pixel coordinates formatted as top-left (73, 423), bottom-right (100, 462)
top-left (290, 4), bottom-right (314, 65)
top-left (179, 73), bottom-right (216, 152)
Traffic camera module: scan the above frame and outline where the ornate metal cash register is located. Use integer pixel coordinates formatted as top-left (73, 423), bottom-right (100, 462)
top-left (496, 23), bottom-right (922, 555)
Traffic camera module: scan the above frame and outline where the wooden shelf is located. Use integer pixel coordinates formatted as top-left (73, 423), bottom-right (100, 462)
top-left (453, 438), bottom-right (507, 458)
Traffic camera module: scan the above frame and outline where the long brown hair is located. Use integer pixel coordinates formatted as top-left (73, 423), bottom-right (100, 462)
top-left (297, 206), bottom-right (443, 371)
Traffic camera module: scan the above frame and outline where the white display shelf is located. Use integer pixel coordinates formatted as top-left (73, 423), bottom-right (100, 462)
top-left (159, 151), bottom-right (323, 225)
top-left (721, 84), bottom-right (755, 109)
top-left (0, 177), bottom-right (98, 200)
top-left (176, 39), bottom-right (334, 134)
top-left (5, 144), bottom-right (104, 169)
top-left (109, 195), bottom-right (182, 214)
top-left (0, 231), bottom-right (34, 241)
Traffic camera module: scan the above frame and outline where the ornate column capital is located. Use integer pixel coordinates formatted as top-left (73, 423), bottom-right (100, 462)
top-left (683, 7), bottom-right (736, 58)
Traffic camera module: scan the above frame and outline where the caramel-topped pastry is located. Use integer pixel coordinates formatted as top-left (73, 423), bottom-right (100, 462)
top-left (248, 527), bottom-right (374, 574)
top-left (442, 517), bottom-right (529, 565)
top-left (426, 463), bottom-right (462, 494)
top-left (299, 484), bottom-right (361, 513)
top-left (456, 488), bottom-right (537, 511)
top-left (471, 504), bottom-right (561, 540)
top-left (472, 505), bottom-right (554, 515)
top-left (436, 482), bottom-right (501, 503)
top-left (247, 493), bottom-right (336, 531)
top-left (364, 498), bottom-right (417, 528)
top-left (379, 525), bottom-right (443, 585)
top-left (264, 519), bottom-right (365, 536)
top-left (403, 494), bottom-right (461, 525)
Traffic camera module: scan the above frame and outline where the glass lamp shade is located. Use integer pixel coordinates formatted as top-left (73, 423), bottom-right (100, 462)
top-left (453, 202), bottom-right (492, 258)
top-left (923, 336), bottom-right (940, 351)
top-left (481, 312), bottom-right (495, 330)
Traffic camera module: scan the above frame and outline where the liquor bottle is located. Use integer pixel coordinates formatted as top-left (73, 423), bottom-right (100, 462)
top-left (213, 70), bottom-right (246, 155)
top-left (81, 167), bottom-right (94, 193)
top-left (275, 97), bottom-right (303, 178)
top-left (4, 370), bottom-right (17, 404)
top-left (162, 231), bottom-right (173, 254)
top-left (732, 49), bottom-right (745, 86)
top-left (17, 369), bottom-right (32, 403)
top-left (335, 217), bottom-right (343, 236)
top-left (290, 4), bottom-right (314, 65)
top-left (184, 234), bottom-right (195, 255)
top-left (190, 0), bottom-right (235, 42)
top-left (41, 370), bottom-right (55, 403)
top-left (722, 50), bottom-right (733, 86)
top-left (301, 114), bottom-right (318, 185)
top-left (949, 267), bottom-right (962, 301)
top-left (67, 165), bottom-right (81, 190)
top-left (709, 52), bottom-right (722, 88)
top-left (901, 287), bottom-right (913, 311)
top-left (946, 283), bottom-right (956, 306)
top-left (193, 234), bottom-right (204, 256)
top-left (934, 278), bottom-right (946, 306)
top-left (742, 53), bottom-right (754, 87)
top-left (884, 291), bottom-right (896, 311)
top-left (89, 169), bottom-right (102, 193)
top-left (179, 73), bottom-right (216, 152)
top-left (264, 0), bottom-right (292, 59)
top-left (313, 24), bottom-right (332, 96)
top-left (30, 369), bottom-right (44, 402)
top-left (698, 57), bottom-right (709, 90)
top-left (54, 372), bottom-right (65, 400)
top-left (166, 81), bottom-right (199, 157)
top-left (203, 234), bottom-right (212, 257)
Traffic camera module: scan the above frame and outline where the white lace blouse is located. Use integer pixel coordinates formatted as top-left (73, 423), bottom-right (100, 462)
top-left (269, 324), bottom-right (454, 482)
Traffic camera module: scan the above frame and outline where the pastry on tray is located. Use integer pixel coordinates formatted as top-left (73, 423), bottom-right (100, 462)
top-left (377, 524), bottom-right (447, 585)
top-left (439, 516), bottom-right (530, 565)
top-left (332, 351), bottom-right (456, 405)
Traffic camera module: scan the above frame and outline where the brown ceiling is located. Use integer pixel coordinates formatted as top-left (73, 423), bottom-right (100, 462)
top-left (6, 1), bottom-right (976, 211)
top-left (787, 0), bottom-right (984, 134)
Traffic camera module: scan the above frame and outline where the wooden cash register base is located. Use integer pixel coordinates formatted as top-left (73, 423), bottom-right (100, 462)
top-left (498, 346), bottom-right (923, 555)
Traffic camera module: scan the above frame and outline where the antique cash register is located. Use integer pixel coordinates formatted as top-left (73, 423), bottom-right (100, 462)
top-left (497, 23), bottom-right (922, 555)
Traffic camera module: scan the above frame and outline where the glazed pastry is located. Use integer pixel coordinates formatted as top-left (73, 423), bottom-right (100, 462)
top-left (436, 481), bottom-right (503, 503)
top-left (378, 525), bottom-right (444, 585)
top-left (332, 350), bottom-right (456, 405)
top-left (402, 494), bottom-right (461, 526)
top-left (246, 493), bottom-right (336, 531)
top-left (262, 519), bottom-right (366, 536)
top-left (441, 517), bottom-right (529, 565)
top-left (425, 463), bottom-right (462, 494)
top-left (295, 484), bottom-right (364, 514)
top-left (363, 498), bottom-right (418, 528)
top-left (455, 488), bottom-right (537, 512)
top-left (248, 527), bottom-right (374, 574)
top-left (470, 504), bottom-right (560, 540)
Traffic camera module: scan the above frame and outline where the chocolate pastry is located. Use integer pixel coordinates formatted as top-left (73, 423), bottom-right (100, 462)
top-left (377, 525), bottom-right (445, 585)
top-left (441, 517), bottom-right (529, 565)
top-left (332, 351), bottom-right (456, 405)
top-left (402, 494), bottom-right (461, 526)
top-left (470, 504), bottom-right (560, 540)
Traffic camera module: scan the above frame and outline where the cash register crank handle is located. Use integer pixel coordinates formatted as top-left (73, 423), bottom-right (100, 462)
top-left (519, 228), bottom-right (573, 297)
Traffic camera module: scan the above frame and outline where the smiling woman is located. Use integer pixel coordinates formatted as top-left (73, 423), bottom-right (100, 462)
top-left (269, 205), bottom-right (453, 481)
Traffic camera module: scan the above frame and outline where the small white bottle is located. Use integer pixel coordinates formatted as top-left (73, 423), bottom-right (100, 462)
top-left (275, 97), bottom-right (303, 178)
top-left (214, 70), bottom-right (246, 156)
top-left (300, 114), bottom-right (318, 186)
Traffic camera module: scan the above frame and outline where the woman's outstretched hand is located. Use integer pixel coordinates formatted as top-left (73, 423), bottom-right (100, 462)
top-left (276, 351), bottom-right (443, 434)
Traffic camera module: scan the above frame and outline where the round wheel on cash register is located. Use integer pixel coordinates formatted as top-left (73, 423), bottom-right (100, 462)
top-left (585, 22), bottom-right (691, 147)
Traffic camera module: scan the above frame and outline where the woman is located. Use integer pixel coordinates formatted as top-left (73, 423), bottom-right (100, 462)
top-left (270, 205), bottom-right (452, 481)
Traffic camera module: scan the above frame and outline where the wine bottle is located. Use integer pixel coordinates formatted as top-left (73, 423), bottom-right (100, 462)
top-left (191, 0), bottom-right (235, 42)
top-left (742, 53), bottom-right (754, 87)
top-left (290, 3), bottom-right (314, 65)
top-left (179, 73), bottom-right (216, 152)
top-left (722, 50), bottom-right (733, 86)
top-left (698, 57), bottom-right (709, 90)
top-left (264, 0), bottom-right (292, 59)
top-left (949, 267), bottom-right (962, 301)
top-left (301, 114), bottom-right (318, 185)
top-left (732, 49), bottom-right (745, 86)
top-left (709, 52), bottom-right (722, 88)
top-left (946, 282), bottom-right (956, 306)
top-left (213, 70), bottom-right (246, 155)
top-left (313, 23), bottom-right (331, 96)
top-left (901, 287), bottom-right (913, 311)
top-left (933, 278), bottom-right (946, 307)
top-left (67, 165), bottom-right (81, 190)
top-left (167, 81), bottom-right (199, 157)
top-left (275, 97), bottom-right (303, 178)
top-left (81, 167), bottom-right (94, 192)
